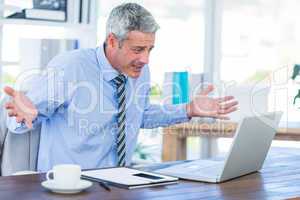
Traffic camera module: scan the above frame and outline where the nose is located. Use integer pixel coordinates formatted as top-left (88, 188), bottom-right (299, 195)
top-left (139, 52), bottom-right (149, 64)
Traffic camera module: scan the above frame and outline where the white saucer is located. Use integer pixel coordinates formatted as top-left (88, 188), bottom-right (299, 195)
top-left (41, 179), bottom-right (93, 194)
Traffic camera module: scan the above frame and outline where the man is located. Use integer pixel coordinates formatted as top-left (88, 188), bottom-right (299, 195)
top-left (4, 3), bottom-right (238, 172)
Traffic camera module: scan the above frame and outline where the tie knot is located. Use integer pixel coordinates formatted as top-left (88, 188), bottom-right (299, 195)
top-left (113, 74), bottom-right (126, 86)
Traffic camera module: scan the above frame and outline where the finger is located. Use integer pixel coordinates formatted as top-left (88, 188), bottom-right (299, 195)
top-left (4, 86), bottom-right (16, 97)
top-left (216, 96), bottom-right (234, 103)
top-left (5, 102), bottom-right (15, 109)
top-left (199, 85), bottom-right (214, 96)
top-left (218, 107), bottom-right (238, 115)
top-left (8, 110), bottom-right (18, 117)
top-left (218, 106), bottom-right (238, 115)
top-left (220, 101), bottom-right (239, 110)
top-left (24, 117), bottom-right (33, 129)
top-left (16, 116), bottom-right (24, 123)
top-left (25, 121), bottom-right (32, 129)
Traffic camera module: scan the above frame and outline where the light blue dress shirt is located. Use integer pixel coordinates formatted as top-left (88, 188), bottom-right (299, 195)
top-left (7, 45), bottom-right (190, 172)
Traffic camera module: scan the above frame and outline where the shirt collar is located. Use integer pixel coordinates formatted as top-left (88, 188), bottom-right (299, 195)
top-left (96, 43), bottom-right (120, 82)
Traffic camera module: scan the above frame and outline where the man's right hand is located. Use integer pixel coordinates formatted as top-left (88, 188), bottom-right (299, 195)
top-left (4, 86), bottom-right (38, 129)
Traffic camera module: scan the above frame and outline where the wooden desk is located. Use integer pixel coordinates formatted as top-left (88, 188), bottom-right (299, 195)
top-left (162, 122), bottom-right (300, 161)
top-left (1, 147), bottom-right (300, 200)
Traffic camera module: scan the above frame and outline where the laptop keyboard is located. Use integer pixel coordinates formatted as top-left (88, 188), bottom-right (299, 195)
top-left (182, 160), bottom-right (223, 169)
top-left (156, 160), bottom-right (224, 177)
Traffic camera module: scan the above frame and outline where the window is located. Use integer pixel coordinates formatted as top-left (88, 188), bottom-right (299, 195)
top-left (221, 0), bottom-right (300, 128)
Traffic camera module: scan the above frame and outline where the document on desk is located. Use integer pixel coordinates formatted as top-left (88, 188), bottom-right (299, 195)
top-left (81, 167), bottom-right (178, 189)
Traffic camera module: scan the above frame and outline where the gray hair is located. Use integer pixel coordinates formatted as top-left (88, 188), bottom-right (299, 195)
top-left (106, 3), bottom-right (159, 42)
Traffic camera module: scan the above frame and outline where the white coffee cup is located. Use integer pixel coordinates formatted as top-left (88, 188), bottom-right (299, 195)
top-left (46, 164), bottom-right (81, 189)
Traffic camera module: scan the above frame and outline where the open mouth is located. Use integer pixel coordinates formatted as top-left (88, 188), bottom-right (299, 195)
top-left (132, 66), bottom-right (143, 72)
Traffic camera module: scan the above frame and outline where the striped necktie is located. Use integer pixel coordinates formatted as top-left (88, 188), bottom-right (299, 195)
top-left (113, 74), bottom-right (127, 167)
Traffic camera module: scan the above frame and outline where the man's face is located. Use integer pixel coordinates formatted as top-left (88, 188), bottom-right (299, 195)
top-left (110, 31), bottom-right (155, 78)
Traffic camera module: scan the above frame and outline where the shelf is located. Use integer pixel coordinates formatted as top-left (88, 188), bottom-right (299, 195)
top-left (0, 18), bottom-right (94, 30)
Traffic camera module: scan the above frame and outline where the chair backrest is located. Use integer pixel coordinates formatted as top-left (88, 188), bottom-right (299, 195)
top-left (0, 94), bottom-right (41, 176)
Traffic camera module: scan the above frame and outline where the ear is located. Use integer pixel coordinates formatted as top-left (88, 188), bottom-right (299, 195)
top-left (107, 33), bottom-right (118, 48)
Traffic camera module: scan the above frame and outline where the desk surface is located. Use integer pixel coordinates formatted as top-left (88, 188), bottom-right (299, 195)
top-left (1, 147), bottom-right (300, 200)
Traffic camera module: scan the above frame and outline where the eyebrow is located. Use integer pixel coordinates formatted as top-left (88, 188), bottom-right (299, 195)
top-left (131, 46), bottom-right (154, 50)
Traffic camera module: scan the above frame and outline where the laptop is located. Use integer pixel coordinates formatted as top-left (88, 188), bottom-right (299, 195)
top-left (155, 111), bottom-right (283, 183)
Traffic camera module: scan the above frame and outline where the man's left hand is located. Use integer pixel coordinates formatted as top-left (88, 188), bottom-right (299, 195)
top-left (186, 84), bottom-right (238, 120)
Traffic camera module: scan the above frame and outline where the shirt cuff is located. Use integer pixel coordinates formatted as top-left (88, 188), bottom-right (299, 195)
top-left (6, 115), bottom-right (42, 134)
top-left (163, 103), bottom-right (191, 124)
